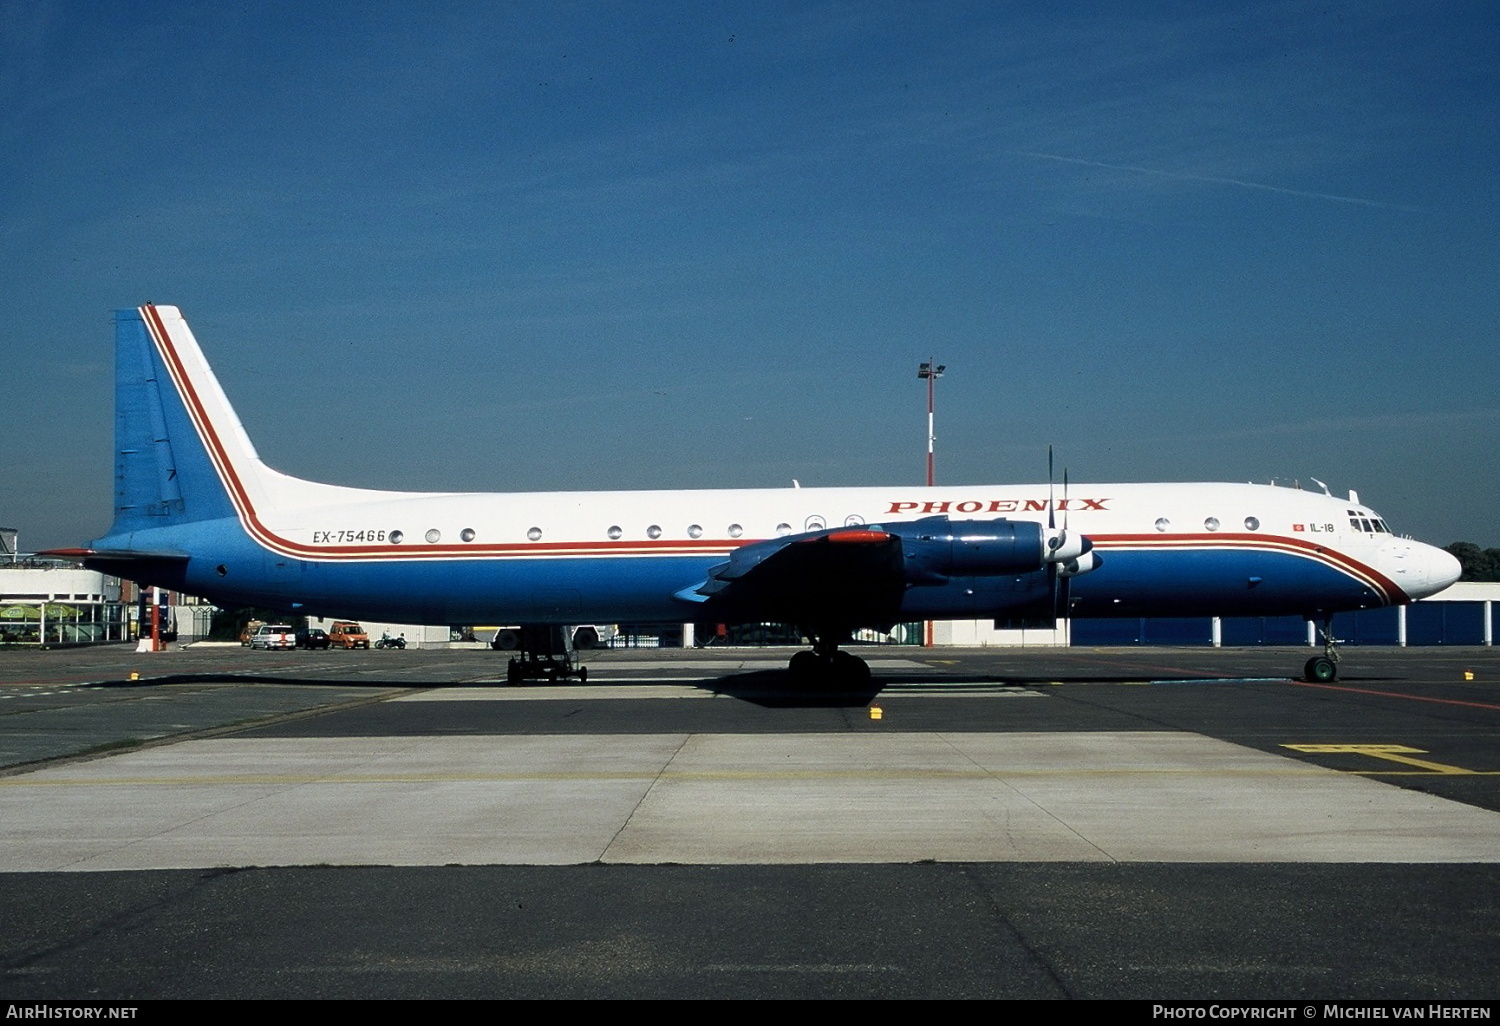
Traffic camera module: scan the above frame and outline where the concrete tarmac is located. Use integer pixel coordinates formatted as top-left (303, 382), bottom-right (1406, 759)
top-left (2, 643), bottom-right (1499, 998)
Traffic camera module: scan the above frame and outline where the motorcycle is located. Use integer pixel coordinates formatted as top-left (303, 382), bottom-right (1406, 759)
top-left (375, 632), bottom-right (407, 650)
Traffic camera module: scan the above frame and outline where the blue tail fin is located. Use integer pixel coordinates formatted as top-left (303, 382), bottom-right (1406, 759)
top-left (109, 307), bottom-right (236, 534)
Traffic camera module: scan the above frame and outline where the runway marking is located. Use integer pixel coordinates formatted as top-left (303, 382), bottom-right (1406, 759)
top-left (1038, 678), bottom-right (1286, 686)
top-left (1283, 744), bottom-right (1477, 775)
top-left (1292, 680), bottom-right (1500, 712)
top-left (704, 963), bottom-right (901, 974)
top-left (1151, 678), bottom-right (1290, 685)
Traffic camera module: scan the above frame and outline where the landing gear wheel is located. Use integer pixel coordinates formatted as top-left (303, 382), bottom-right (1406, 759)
top-left (789, 650), bottom-right (819, 684)
top-left (1304, 655), bottom-right (1338, 683)
top-left (833, 650), bottom-right (871, 687)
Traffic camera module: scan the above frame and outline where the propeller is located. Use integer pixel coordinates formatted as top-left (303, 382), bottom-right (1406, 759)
top-left (1044, 448), bottom-right (1088, 563)
top-left (1043, 447), bottom-right (1099, 623)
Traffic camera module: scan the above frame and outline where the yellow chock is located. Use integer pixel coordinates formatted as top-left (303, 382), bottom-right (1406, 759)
top-left (1464, 671), bottom-right (1475, 681)
top-left (869, 706), bottom-right (883, 721)
top-left (129, 672), bottom-right (139, 680)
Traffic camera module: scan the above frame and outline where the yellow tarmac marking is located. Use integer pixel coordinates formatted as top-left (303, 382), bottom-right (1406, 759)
top-left (1283, 744), bottom-right (1477, 775)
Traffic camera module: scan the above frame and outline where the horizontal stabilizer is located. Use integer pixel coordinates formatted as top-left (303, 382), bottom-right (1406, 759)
top-left (39, 547), bottom-right (190, 565)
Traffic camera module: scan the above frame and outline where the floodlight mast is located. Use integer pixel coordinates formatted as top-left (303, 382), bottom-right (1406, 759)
top-left (918, 360), bottom-right (945, 487)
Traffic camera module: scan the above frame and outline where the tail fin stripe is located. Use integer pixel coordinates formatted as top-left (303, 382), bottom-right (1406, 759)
top-left (140, 304), bottom-right (273, 548)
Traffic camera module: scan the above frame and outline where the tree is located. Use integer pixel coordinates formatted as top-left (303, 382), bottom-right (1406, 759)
top-left (1444, 543), bottom-right (1500, 582)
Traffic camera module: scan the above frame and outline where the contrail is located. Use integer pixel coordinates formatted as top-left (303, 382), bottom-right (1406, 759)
top-left (1018, 151), bottom-right (1424, 212)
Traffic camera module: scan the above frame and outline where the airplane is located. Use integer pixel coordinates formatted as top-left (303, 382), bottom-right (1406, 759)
top-left (47, 304), bottom-right (1462, 686)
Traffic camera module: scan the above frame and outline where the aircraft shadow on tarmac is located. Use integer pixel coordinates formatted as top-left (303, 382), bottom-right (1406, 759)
top-left (684, 669), bottom-right (1311, 707)
top-left (89, 669), bottom-right (1403, 708)
top-left (92, 673), bottom-right (419, 690)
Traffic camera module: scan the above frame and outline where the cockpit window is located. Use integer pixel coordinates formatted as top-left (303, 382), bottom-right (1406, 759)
top-left (1348, 512), bottom-right (1392, 533)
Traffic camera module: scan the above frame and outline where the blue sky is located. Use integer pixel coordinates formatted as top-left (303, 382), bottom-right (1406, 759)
top-left (4, 1), bottom-right (1498, 551)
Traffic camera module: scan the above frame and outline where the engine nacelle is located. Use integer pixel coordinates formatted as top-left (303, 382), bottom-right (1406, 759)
top-left (887, 517), bottom-right (1048, 583)
top-left (1056, 549), bottom-right (1102, 578)
top-left (1044, 527), bottom-right (1091, 563)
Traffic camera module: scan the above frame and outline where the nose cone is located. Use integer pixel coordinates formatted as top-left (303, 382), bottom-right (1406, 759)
top-left (1377, 539), bottom-right (1462, 600)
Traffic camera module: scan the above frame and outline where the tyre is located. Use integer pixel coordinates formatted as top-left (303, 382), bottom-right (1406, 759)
top-left (788, 650), bottom-right (819, 684)
top-left (838, 651), bottom-right (872, 686)
top-left (1304, 656), bottom-right (1337, 683)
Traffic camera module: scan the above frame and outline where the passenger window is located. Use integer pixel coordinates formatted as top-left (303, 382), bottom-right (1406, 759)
top-left (806, 515), bottom-right (826, 531)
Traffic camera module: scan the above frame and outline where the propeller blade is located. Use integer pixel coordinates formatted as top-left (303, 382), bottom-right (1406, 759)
top-left (1047, 446), bottom-right (1056, 531)
top-left (1063, 466), bottom-right (1070, 535)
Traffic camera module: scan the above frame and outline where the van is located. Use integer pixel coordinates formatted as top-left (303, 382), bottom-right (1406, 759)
top-left (328, 621), bottom-right (370, 649)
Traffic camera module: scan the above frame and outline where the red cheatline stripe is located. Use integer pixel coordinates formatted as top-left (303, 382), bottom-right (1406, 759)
top-left (1093, 533), bottom-right (1403, 604)
top-left (1293, 679), bottom-right (1500, 711)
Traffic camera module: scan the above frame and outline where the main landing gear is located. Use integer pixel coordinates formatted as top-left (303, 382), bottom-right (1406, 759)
top-left (498, 625), bottom-right (588, 684)
top-left (1303, 617), bottom-right (1341, 683)
top-left (788, 628), bottom-right (872, 688)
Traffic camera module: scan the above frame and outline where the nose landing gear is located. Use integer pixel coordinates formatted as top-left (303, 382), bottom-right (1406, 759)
top-left (1303, 617), bottom-right (1341, 683)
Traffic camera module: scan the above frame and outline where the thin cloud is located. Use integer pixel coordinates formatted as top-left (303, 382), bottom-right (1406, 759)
top-left (1019, 151), bottom-right (1425, 213)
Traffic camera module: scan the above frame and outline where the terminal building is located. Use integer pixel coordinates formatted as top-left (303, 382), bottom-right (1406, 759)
top-left (0, 560), bottom-right (128, 646)
top-left (0, 533), bottom-right (211, 647)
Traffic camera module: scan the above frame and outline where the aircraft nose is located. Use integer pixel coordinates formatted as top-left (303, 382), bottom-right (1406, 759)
top-left (1378, 539), bottom-right (1461, 600)
top-left (1425, 544), bottom-right (1464, 594)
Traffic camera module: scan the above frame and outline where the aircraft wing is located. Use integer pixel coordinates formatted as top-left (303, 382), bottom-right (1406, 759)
top-left (676, 527), bottom-right (909, 627)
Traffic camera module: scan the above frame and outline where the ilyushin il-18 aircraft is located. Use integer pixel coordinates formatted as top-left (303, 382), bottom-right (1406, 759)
top-left (50, 305), bottom-right (1461, 686)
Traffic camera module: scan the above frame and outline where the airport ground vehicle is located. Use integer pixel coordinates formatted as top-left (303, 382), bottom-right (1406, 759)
top-left (249, 624), bottom-right (295, 650)
top-left (327, 621), bottom-right (369, 649)
top-left (296, 628), bottom-right (331, 649)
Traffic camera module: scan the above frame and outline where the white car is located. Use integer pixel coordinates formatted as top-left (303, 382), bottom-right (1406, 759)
top-left (250, 624), bottom-right (296, 650)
